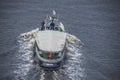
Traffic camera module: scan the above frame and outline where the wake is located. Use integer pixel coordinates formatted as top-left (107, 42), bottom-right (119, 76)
top-left (16, 28), bottom-right (85, 80)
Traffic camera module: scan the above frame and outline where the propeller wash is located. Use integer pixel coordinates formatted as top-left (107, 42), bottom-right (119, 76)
top-left (16, 28), bottom-right (85, 80)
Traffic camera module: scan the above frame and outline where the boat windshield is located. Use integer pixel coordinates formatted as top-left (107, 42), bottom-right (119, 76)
top-left (45, 21), bottom-right (63, 32)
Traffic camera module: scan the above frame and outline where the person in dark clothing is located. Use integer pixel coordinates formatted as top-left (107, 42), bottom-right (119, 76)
top-left (41, 20), bottom-right (45, 30)
top-left (50, 20), bottom-right (55, 30)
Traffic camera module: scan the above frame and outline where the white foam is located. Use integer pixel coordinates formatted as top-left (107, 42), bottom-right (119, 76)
top-left (15, 28), bottom-right (85, 80)
top-left (14, 29), bottom-right (38, 80)
top-left (63, 44), bottom-right (85, 80)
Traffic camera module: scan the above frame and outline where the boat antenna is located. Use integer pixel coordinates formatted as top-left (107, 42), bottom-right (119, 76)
top-left (46, 14), bottom-right (49, 19)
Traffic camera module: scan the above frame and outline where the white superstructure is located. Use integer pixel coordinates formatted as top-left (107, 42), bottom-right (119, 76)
top-left (35, 30), bottom-right (66, 52)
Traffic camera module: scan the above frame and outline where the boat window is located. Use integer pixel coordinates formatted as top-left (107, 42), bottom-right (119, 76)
top-left (54, 53), bottom-right (59, 59)
top-left (40, 52), bottom-right (62, 59)
top-left (41, 51), bottom-right (47, 58)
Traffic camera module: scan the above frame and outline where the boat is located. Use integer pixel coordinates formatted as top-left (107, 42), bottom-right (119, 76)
top-left (34, 11), bottom-right (67, 69)
top-left (18, 10), bottom-right (83, 70)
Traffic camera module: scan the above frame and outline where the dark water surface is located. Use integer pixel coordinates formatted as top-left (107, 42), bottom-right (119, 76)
top-left (0, 0), bottom-right (120, 80)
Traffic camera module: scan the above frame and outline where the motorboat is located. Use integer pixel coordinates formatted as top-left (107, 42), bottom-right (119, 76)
top-left (34, 11), bottom-right (67, 69)
top-left (17, 10), bottom-right (84, 69)
top-left (17, 10), bottom-right (83, 70)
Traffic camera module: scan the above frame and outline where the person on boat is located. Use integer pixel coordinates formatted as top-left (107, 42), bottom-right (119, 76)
top-left (49, 17), bottom-right (55, 30)
top-left (50, 20), bottom-right (55, 30)
top-left (41, 20), bottom-right (45, 30)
